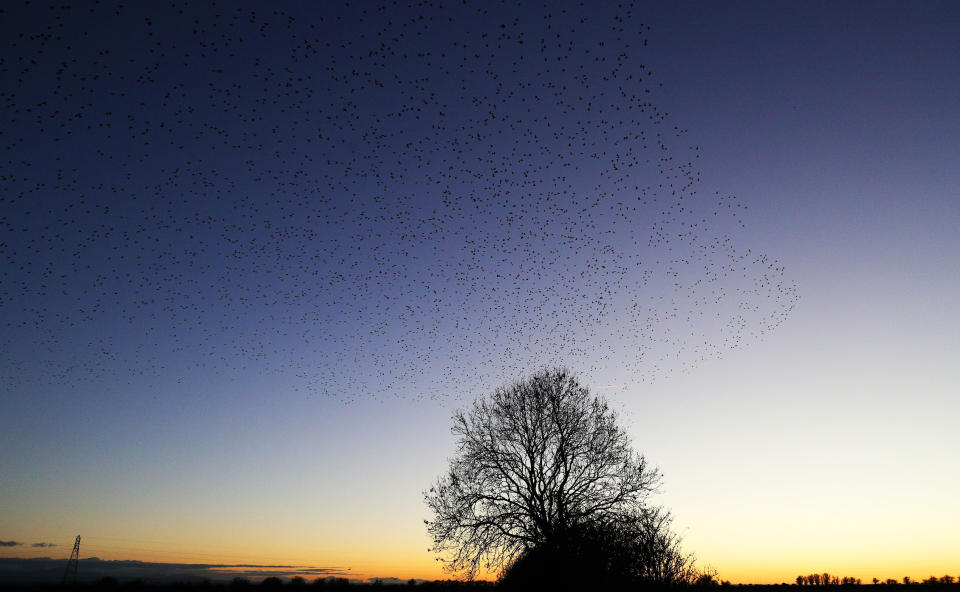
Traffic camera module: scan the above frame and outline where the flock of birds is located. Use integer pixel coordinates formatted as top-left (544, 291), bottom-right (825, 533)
top-left (0, 1), bottom-right (798, 401)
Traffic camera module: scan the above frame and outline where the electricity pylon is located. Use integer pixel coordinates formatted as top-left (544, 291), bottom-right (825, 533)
top-left (62, 535), bottom-right (80, 584)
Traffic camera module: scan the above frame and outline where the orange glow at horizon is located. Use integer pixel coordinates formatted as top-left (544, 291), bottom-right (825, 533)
top-left (6, 537), bottom-right (959, 585)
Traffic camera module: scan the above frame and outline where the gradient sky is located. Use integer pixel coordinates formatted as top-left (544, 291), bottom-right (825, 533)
top-left (2, 0), bottom-right (958, 584)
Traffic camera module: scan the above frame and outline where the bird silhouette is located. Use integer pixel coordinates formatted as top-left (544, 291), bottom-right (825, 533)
top-left (0, 1), bottom-right (798, 402)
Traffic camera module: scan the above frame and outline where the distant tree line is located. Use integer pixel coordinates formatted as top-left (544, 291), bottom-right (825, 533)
top-left (796, 574), bottom-right (959, 586)
top-left (796, 574), bottom-right (861, 586)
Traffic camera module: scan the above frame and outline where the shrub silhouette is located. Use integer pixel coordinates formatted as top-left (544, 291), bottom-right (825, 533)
top-left (495, 489), bottom-right (704, 588)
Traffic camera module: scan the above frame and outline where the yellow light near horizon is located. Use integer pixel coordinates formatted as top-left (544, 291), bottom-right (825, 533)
top-left (9, 532), bottom-right (960, 585)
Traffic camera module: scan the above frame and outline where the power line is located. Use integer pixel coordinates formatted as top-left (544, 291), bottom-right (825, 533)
top-left (62, 535), bottom-right (80, 584)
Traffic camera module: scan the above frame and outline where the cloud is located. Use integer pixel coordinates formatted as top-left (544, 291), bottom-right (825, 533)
top-left (0, 558), bottom-right (352, 584)
top-left (0, 541), bottom-right (23, 547)
top-left (31, 543), bottom-right (57, 548)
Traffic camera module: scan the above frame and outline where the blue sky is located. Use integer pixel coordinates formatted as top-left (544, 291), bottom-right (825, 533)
top-left (1, 0), bottom-right (958, 583)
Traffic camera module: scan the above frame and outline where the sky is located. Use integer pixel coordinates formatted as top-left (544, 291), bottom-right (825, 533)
top-left (1, 0), bottom-right (958, 584)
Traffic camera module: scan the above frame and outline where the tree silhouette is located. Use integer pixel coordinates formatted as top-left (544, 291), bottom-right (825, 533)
top-left (424, 368), bottom-right (697, 584)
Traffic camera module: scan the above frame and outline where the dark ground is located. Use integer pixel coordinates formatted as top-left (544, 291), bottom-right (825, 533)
top-left (3, 581), bottom-right (960, 592)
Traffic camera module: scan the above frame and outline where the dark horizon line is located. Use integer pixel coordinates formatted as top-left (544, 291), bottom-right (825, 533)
top-left (2, 557), bottom-right (959, 587)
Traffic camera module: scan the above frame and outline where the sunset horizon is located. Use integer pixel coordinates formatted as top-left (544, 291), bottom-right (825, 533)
top-left (2, 535), bottom-right (960, 586)
top-left (2, 0), bottom-right (956, 588)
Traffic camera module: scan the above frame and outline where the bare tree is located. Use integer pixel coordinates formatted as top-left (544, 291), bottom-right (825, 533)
top-left (424, 368), bottom-right (665, 580)
top-left (627, 506), bottom-right (705, 585)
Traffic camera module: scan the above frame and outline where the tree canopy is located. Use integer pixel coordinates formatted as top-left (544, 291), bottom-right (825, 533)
top-left (424, 368), bottom-right (702, 584)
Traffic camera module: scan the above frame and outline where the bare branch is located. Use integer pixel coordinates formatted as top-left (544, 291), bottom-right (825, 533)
top-left (424, 368), bottom-right (663, 579)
